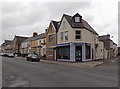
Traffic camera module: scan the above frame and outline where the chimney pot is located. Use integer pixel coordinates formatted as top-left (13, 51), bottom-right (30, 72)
top-left (33, 32), bottom-right (38, 37)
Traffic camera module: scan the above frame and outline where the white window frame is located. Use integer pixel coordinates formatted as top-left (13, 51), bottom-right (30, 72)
top-left (61, 32), bottom-right (63, 41)
top-left (64, 31), bottom-right (68, 41)
top-left (75, 17), bottom-right (80, 22)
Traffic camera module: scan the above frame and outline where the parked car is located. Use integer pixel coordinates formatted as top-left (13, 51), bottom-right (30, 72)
top-left (27, 54), bottom-right (40, 62)
top-left (2, 53), bottom-right (9, 57)
top-left (0, 53), bottom-right (4, 56)
top-left (8, 53), bottom-right (14, 58)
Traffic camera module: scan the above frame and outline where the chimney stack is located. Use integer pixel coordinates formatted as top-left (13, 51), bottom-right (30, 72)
top-left (33, 32), bottom-right (38, 37)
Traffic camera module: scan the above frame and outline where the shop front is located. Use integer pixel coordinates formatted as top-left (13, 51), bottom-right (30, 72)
top-left (56, 42), bottom-right (92, 62)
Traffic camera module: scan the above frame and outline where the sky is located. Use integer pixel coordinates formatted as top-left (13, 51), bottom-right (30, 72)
top-left (1, 0), bottom-right (119, 46)
top-left (118, 0), bottom-right (120, 47)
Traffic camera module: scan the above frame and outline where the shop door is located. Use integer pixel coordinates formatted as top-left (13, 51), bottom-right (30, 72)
top-left (75, 46), bottom-right (82, 61)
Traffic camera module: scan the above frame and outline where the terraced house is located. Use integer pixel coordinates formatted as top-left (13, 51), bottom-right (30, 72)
top-left (1, 40), bottom-right (12, 53)
top-left (46, 20), bottom-right (60, 60)
top-left (1, 13), bottom-right (118, 61)
top-left (12, 35), bottom-right (29, 56)
top-left (56, 13), bottom-right (105, 62)
top-left (21, 32), bottom-right (46, 57)
top-left (99, 34), bottom-right (118, 58)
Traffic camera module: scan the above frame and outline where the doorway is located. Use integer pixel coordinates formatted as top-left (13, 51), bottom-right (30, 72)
top-left (75, 46), bottom-right (82, 61)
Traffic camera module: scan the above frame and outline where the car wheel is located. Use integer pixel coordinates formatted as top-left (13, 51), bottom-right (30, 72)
top-left (27, 58), bottom-right (28, 61)
top-left (30, 58), bottom-right (33, 62)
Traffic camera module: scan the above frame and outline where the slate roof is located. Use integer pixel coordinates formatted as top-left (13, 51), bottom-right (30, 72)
top-left (98, 34), bottom-right (110, 41)
top-left (4, 40), bottom-right (12, 45)
top-left (13, 36), bottom-right (29, 45)
top-left (1, 40), bottom-right (12, 46)
top-left (62, 13), bottom-right (98, 35)
top-left (52, 20), bottom-right (60, 32)
top-left (23, 33), bottom-right (46, 43)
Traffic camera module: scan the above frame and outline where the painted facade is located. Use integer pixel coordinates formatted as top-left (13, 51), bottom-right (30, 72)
top-left (12, 36), bottom-right (28, 56)
top-left (57, 13), bottom-right (104, 62)
top-left (20, 32), bottom-right (46, 57)
top-left (99, 34), bottom-right (118, 59)
top-left (21, 41), bottom-right (30, 55)
top-left (1, 13), bottom-right (118, 62)
top-left (1, 40), bottom-right (12, 53)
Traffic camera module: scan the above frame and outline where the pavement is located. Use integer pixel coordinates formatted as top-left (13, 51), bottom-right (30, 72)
top-left (2, 56), bottom-right (118, 87)
top-left (15, 56), bottom-right (118, 68)
top-left (15, 56), bottom-right (104, 68)
top-left (41, 59), bottom-right (103, 68)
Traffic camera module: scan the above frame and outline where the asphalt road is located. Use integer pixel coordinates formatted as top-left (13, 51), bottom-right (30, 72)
top-left (2, 56), bottom-right (118, 87)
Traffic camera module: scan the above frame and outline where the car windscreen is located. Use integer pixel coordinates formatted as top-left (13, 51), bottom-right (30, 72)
top-left (31, 54), bottom-right (38, 57)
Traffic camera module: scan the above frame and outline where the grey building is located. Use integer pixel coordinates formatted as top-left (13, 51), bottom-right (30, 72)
top-left (99, 34), bottom-right (117, 58)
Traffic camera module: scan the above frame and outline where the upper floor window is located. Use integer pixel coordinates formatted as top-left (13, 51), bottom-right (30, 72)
top-left (61, 32), bottom-right (63, 41)
top-left (43, 39), bottom-right (45, 43)
top-left (61, 31), bottom-right (68, 41)
top-left (65, 31), bottom-right (68, 41)
top-left (49, 34), bottom-right (54, 42)
top-left (75, 30), bottom-right (81, 39)
top-left (75, 17), bottom-right (80, 22)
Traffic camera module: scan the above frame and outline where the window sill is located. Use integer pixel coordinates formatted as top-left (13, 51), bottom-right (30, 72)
top-left (75, 39), bottom-right (82, 41)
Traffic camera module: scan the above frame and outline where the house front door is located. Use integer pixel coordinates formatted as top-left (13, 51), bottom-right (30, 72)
top-left (75, 46), bottom-right (82, 61)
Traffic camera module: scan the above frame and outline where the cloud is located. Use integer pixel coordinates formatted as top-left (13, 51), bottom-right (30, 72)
top-left (2, 2), bottom-right (50, 29)
top-left (2, 1), bottom-right (92, 43)
top-left (45, 2), bottom-right (92, 20)
top-left (1, 1), bottom-right (118, 46)
top-left (118, 1), bottom-right (120, 46)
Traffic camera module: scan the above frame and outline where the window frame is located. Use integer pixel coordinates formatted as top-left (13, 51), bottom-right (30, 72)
top-left (75, 30), bottom-right (81, 40)
top-left (64, 31), bottom-right (68, 41)
top-left (49, 34), bottom-right (54, 42)
top-left (86, 45), bottom-right (91, 59)
top-left (48, 48), bottom-right (53, 56)
top-left (75, 17), bottom-right (80, 23)
top-left (57, 46), bottom-right (70, 59)
top-left (61, 32), bottom-right (64, 41)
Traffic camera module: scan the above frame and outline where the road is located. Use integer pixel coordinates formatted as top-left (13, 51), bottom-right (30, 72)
top-left (2, 56), bottom-right (118, 87)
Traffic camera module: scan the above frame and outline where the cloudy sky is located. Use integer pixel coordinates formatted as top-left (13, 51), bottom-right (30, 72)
top-left (1, 0), bottom-right (119, 46)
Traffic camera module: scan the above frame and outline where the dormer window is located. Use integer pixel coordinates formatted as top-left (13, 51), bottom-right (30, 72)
top-left (75, 17), bottom-right (80, 22)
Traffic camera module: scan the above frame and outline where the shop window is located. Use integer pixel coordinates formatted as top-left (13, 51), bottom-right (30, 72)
top-left (86, 45), bottom-right (91, 59)
top-left (57, 46), bottom-right (70, 59)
